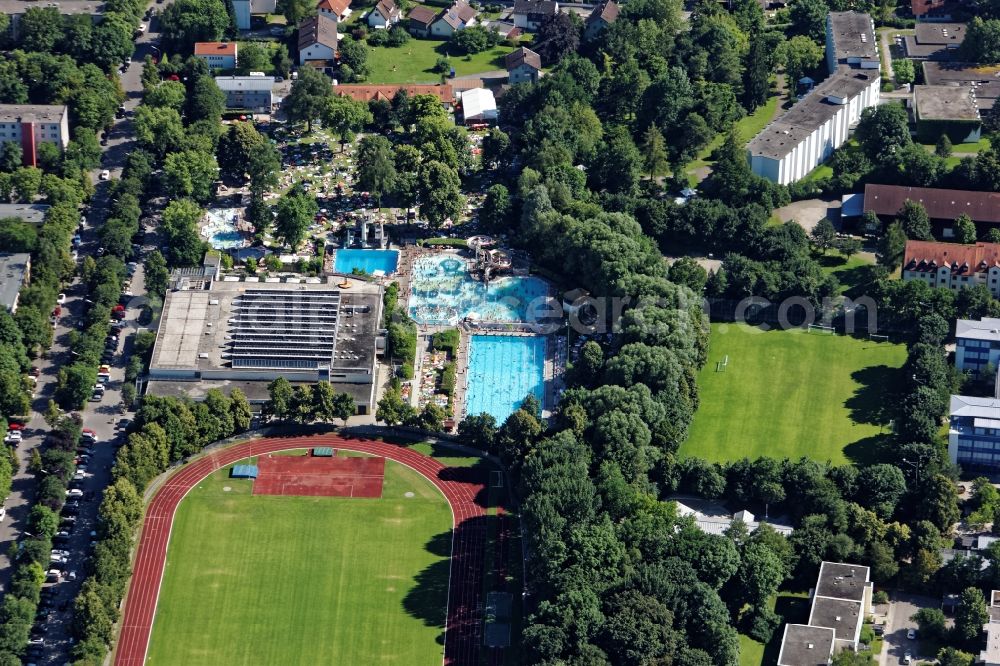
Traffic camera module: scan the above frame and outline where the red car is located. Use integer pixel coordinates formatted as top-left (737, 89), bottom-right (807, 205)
top-left (7, 423), bottom-right (24, 431)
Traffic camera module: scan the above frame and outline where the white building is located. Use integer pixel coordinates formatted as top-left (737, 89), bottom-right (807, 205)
top-left (194, 42), bottom-right (238, 70)
top-left (214, 75), bottom-right (275, 113)
top-left (949, 395), bottom-right (1000, 469)
top-left (956, 318), bottom-right (1000, 375)
top-left (982, 590), bottom-right (1000, 665)
top-left (0, 105), bottom-right (69, 168)
top-left (461, 88), bottom-right (497, 125)
top-left (901, 240), bottom-right (1000, 298)
top-left (748, 11), bottom-right (880, 185)
top-left (367, 0), bottom-right (400, 29)
top-left (747, 69), bottom-right (880, 184)
top-left (231, 0), bottom-right (277, 30)
top-left (298, 14), bottom-right (339, 66)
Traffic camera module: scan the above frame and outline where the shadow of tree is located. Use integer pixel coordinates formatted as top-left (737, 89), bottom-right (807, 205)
top-left (760, 594), bottom-right (811, 665)
top-left (843, 434), bottom-right (895, 467)
top-left (426, 529), bottom-right (453, 557)
top-left (846, 365), bottom-right (904, 426)
top-left (403, 557), bottom-right (450, 636)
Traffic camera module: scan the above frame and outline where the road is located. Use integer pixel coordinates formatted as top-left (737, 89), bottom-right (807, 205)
top-left (0, 12), bottom-right (167, 665)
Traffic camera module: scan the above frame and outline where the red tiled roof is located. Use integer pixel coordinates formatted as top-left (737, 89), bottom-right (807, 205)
top-left (194, 42), bottom-right (237, 56)
top-left (864, 184), bottom-right (1000, 224)
top-left (911, 0), bottom-right (948, 16)
top-left (334, 83), bottom-right (453, 103)
top-left (317, 0), bottom-right (351, 15)
top-left (903, 240), bottom-right (1000, 275)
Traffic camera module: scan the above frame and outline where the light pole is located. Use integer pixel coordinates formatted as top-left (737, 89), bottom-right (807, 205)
top-left (901, 457), bottom-right (921, 482)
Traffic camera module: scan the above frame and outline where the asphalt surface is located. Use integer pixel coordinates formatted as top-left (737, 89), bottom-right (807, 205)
top-left (0, 14), bottom-right (166, 665)
top-left (879, 592), bottom-right (938, 665)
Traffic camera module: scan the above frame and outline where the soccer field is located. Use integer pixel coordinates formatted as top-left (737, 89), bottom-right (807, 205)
top-left (680, 324), bottom-right (907, 464)
top-left (146, 457), bottom-right (452, 666)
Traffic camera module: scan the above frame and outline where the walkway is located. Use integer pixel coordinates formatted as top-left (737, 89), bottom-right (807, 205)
top-left (113, 434), bottom-right (492, 666)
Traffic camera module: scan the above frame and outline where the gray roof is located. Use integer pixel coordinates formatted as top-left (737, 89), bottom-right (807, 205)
top-left (747, 70), bottom-right (878, 159)
top-left (0, 0), bottom-right (103, 16)
top-left (0, 253), bottom-right (30, 312)
top-left (809, 596), bottom-right (864, 643)
top-left (828, 11), bottom-right (877, 62)
top-left (951, 394), bottom-right (1000, 419)
top-left (777, 624), bottom-right (835, 666)
top-left (214, 75), bottom-right (276, 92)
top-left (298, 14), bottom-right (339, 50)
top-left (923, 62), bottom-right (1000, 110)
top-left (914, 84), bottom-right (980, 121)
top-left (957, 317), bottom-right (1000, 343)
top-left (0, 104), bottom-right (67, 124)
top-left (512, 0), bottom-right (558, 16)
top-left (0, 204), bottom-right (49, 224)
top-left (816, 561), bottom-right (870, 602)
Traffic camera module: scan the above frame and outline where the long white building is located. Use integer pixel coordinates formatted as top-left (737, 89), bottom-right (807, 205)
top-left (748, 12), bottom-right (880, 185)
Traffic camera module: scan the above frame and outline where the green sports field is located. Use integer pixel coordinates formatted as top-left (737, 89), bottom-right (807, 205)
top-left (680, 324), bottom-right (907, 465)
top-left (146, 456), bottom-right (452, 665)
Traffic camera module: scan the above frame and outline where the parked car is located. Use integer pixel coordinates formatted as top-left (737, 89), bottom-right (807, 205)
top-left (99, 169), bottom-right (110, 180)
top-left (66, 489), bottom-right (84, 498)
top-left (89, 391), bottom-right (102, 402)
top-left (906, 629), bottom-right (916, 640)
top-left (4, 430), bottom-right (22, 445)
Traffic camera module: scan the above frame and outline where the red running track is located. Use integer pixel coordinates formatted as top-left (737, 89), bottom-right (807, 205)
top-left (113, 435), bottom-right (488, 666)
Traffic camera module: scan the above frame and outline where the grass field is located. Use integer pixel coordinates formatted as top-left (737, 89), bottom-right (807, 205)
top-left (681, 323), bottom-right (907, 465)
top-left (817, 250), bottom-right (876, 296)
top-left (366, 38), bottom-right (514, 83)
top-left (739, 592), bottom-right (811, 666)
top-left (146, 455), bottom-right (452, 665)
top-left (688, 91), bottom-right (783, 171)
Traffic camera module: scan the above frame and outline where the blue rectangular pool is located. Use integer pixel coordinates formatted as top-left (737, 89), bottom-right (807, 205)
top-left (465, 335), bottom-right (545, 423)
top-left (334, 249), bottom-right (399, 275)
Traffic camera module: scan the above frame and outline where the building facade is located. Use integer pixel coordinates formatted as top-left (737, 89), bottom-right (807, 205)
top-left (298, 15), bottom-right (339, 66)
top-left (231, 0), bottom-right (277, 30)
top-left (901, 240), bottom-right (1000, 297)
top-left (430, 0), bottom-right (477, 37)
top-left (949, 395), bottom-right (1000, 469)
top-left (0, 253), bottom-right (31, 314)
top-left (0, 105), bottom-right (69, 168)
top-left (956, 318), bottom-right (1000, 376)
top-left (512, 0), bottom-right (559, 31)
top-left (214, 75), bottom-right (275, 112)
top-left (505, 47), bottom-right (542, 85)
top-left (367, 0), bottom-right (400, 28)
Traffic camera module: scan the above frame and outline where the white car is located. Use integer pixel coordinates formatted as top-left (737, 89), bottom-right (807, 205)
top-left (0, 507), bottom-right (5, 522)
top-left (138, 23), bottom-right (147, 33)
top-left (57, 293), bottom-right (66, 304)
top-left (66, 488), bottom-right (84, 498)
top-left (99, 169), bottom-right (110, 180)
top-left (4, 431), bottom-right (22, 444)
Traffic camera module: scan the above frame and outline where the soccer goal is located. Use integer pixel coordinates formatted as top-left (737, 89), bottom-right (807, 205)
top-left (807, 324), bottom-right (836, 335)
top-left (716, 355), bottom-right (730, 372)
top-left (868, 332), bottom-right (890, 342)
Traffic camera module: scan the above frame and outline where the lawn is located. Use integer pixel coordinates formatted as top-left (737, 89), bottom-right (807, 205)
top-left (688, 90), bottom-right (783, 170)
top-left (817, 250), bottom-right (876, 296)
top-left (680, 323), bottom-right (907, 465)
top-left (366, 38), bottom-right (514, 84)
top-left (739, 592), bottom-right (811, 666)
top-left (146, 456), bottom-right (452, 665)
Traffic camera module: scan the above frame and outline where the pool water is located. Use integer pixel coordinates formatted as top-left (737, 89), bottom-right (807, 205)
top-left (209, 230), bottom-right (244, 249)
top-left (465, 335), bottom-right (546, 423)
top-left (334, 249), bottom-right (399, 275)
top-left (408, 254), bottom-right (550, 325)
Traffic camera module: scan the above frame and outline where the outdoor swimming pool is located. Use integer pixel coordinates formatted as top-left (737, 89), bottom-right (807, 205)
top-left (202, 208), bottom-right (248, 250)
top-left (334, 249), bottom-right (399, 275)
top-left (408, 254), bottom-right (550, 325)
top-left (465, 335), bottom-right (545, 422)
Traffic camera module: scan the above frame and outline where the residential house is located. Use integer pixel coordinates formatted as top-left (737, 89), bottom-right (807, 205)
top-left (430, 0), bottom-right (477, 38)
top-left (748, 11), bottom-right (879, 184)
top-left (0, 105), bottom-right (69, 168)
top-left (956, 318), bottom-right (1000, 377)
top-left (584, 0), bottom-right (618, 41)
top-left (911, 0), bottom-right (952, 19)
top-left (407, 6), bottom-right (438, 37)
top-left (367, 0), bottom-right (401, 29)
top-left (484, 20), bottom-right (520, 40)
top-left (902, 240), bottom-right (1000, 297)
top-left (505, 46), bottom-right (542, 84)
top-left (317, 0), bottom-right (352, 22)
top-left (777, 562), bottom-right (873, 664)
top-left (194, 42), bottom-right (239, 70)
top-left (461, 88), bottom-right (497, 124)
top-left (0, 253), bottom-right (31, 314)
top-left (864, 184), bottom-right (1000, 237)
top-left (231, 0), bottom-right (278, 30)
top-left (215, 75), bottom-right (275, 113)
top-left (949, 395), bottom-right (1000, 469)
top-left (298, 14), bottom-right (339, 67)
top-left (334, 83), bottom-right (455, 111)
top-left (904, 22), bottom-right (966, 60)
top-left (512, 0), bottom-right (559, 31)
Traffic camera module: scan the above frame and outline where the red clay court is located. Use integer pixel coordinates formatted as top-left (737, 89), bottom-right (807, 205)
top-left (252, 452), bottom-right (385, 498)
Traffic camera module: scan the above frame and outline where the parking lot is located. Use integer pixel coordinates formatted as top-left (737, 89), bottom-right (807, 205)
top-left (879, 592), bottom-right (941, 665)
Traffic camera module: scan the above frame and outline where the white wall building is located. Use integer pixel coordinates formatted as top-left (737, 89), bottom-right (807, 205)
top-left (0, 105), bottom-right (70, 168)
top-left (748, 11), bottom-right (880, 185)
top-left (901, 240), bottom-right (1000, 298)
top-left (232, 0), bottom-right (277, 30)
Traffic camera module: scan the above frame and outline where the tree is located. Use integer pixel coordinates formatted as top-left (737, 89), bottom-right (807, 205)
top-left (590, 125), bottom-right (641, 194)
top-left (898, 199), bottom-right (933, 241)
top-left (0, 143), bottom-right (22, 173)
top-left (355, 135), bottom-right (396, 205)
top-left (57, 363), bottom-right (99, 409)
top-left (28, 505), bottom-right (58, 539)
top-left (332, 392), bottom-right (355, 424)
top-left (273, 184), bottom-right (318, 250)
top-left (938, 647), bottom-right (975, 666)
top-left (962, 17), bottom-right (1000, 63)
top-left (954, 213), bottom-right (978, 244)
top-left (337, 36), bottom-right (369, 81)
top-left (164, 149), bottom-right (218, 202)
top-left (936, 133), bottom-right (954, 158)
top-left (668, 257), bottom-right (709, 293)
top-left (789, 0), bottom-right (828, 42)
top-left (160, 0), bottom-right (230, 51)
top-left (218, 122), bottom-right (269, 179)
top-left (322, 95), bottom-right (372, 151)
top-left (855, 104), bottom-right (911, 161)
top-left (480, 183), bottom-right (512, 234)
top-left (640, 125), bottom-right (669, 180)
top-left (458, 413), bottom-right (498, 452)
top-left (285, 66), bottom-right (333, 132)
top-left (235, 41), bottom-right (270, 75)
top-left (266, 377), bottom-right (293, 420)
top-left (535, 13), bottom-right (581, 65)
top-left (19, 7), bottom-right (65, 53)
top-left (375, 384), bottom-right (413, 426)
top-left (778, 36), bottom-right (824, 93)
top-left (145, 81), bottom-right (188, 113)
top-left (144, 250), bottom-right (169, 297)
top-left (281, 0), bottom-right (314, 25)
top-left (877, 221), bottom-right (907, 270)
top-left (895, 57), bottom-right (916, 85)
top-left (955, 586), bottom-right (989, 643)
top-left (419, 161), bottom-right (464, 228)
top-left (134, 105), bottom-right (185, 157)
top-left (230, 388), bottom-right (252, 432)
top-left (810, 218), bottom-right (837, 254)
top-left (481, 127), bottom-right (510, 171)
top-left (188, 75), bottom-right (226, 123)
top-left (911, 607), bottom-right (947, 642)
top-left (161, 199), bottom-right (206, 266)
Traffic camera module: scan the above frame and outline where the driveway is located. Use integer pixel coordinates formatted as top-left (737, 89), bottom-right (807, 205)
top-left (773, 196), bottom-right (843, 233)
top-left (880, 592), bottom-right (939, 665)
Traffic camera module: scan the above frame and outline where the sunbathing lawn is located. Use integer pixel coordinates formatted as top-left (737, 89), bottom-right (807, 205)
top-left (366, 38), bottom-right (514, 83)
top-left (681, 323), bottom-right (906, 465)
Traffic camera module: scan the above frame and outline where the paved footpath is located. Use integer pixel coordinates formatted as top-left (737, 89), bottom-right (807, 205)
top-left (113, 434), bottom-right (493, 666)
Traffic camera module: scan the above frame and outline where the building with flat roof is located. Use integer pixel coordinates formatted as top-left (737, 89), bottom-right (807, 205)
top-left (982, 590), bottom-right (1000, 665)
top-left (215, 75), bottom-right (275, 112)
top-left (0, 253), bottom-right (31, 314)
top-left (0, 0), bottom-right (105, 39)
top-left (923, 62), bottom-right (1000, 111)
top-left (777, 624), bottom-right (835, 666)
top-left (913, 84), bottom-right (981, 142)
top-left (949, 395), bottom-right (1000, 469)
top-left (146, 277), bottom-right (384, 412)
top-left (778, 562), bottom-right (872, 662)
top-left (0, 204), bottom-right (49, 225)
top-left (0, 105), bottom-right (69, 168)
top-left (904, 22), bottom-right (965, 60)
top-left (902, 240), bottom-right (1000, 296)
top-left (955, 317), bottom-right (1000, 377)
top-left (749, 12), bottom-right (879, 185)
